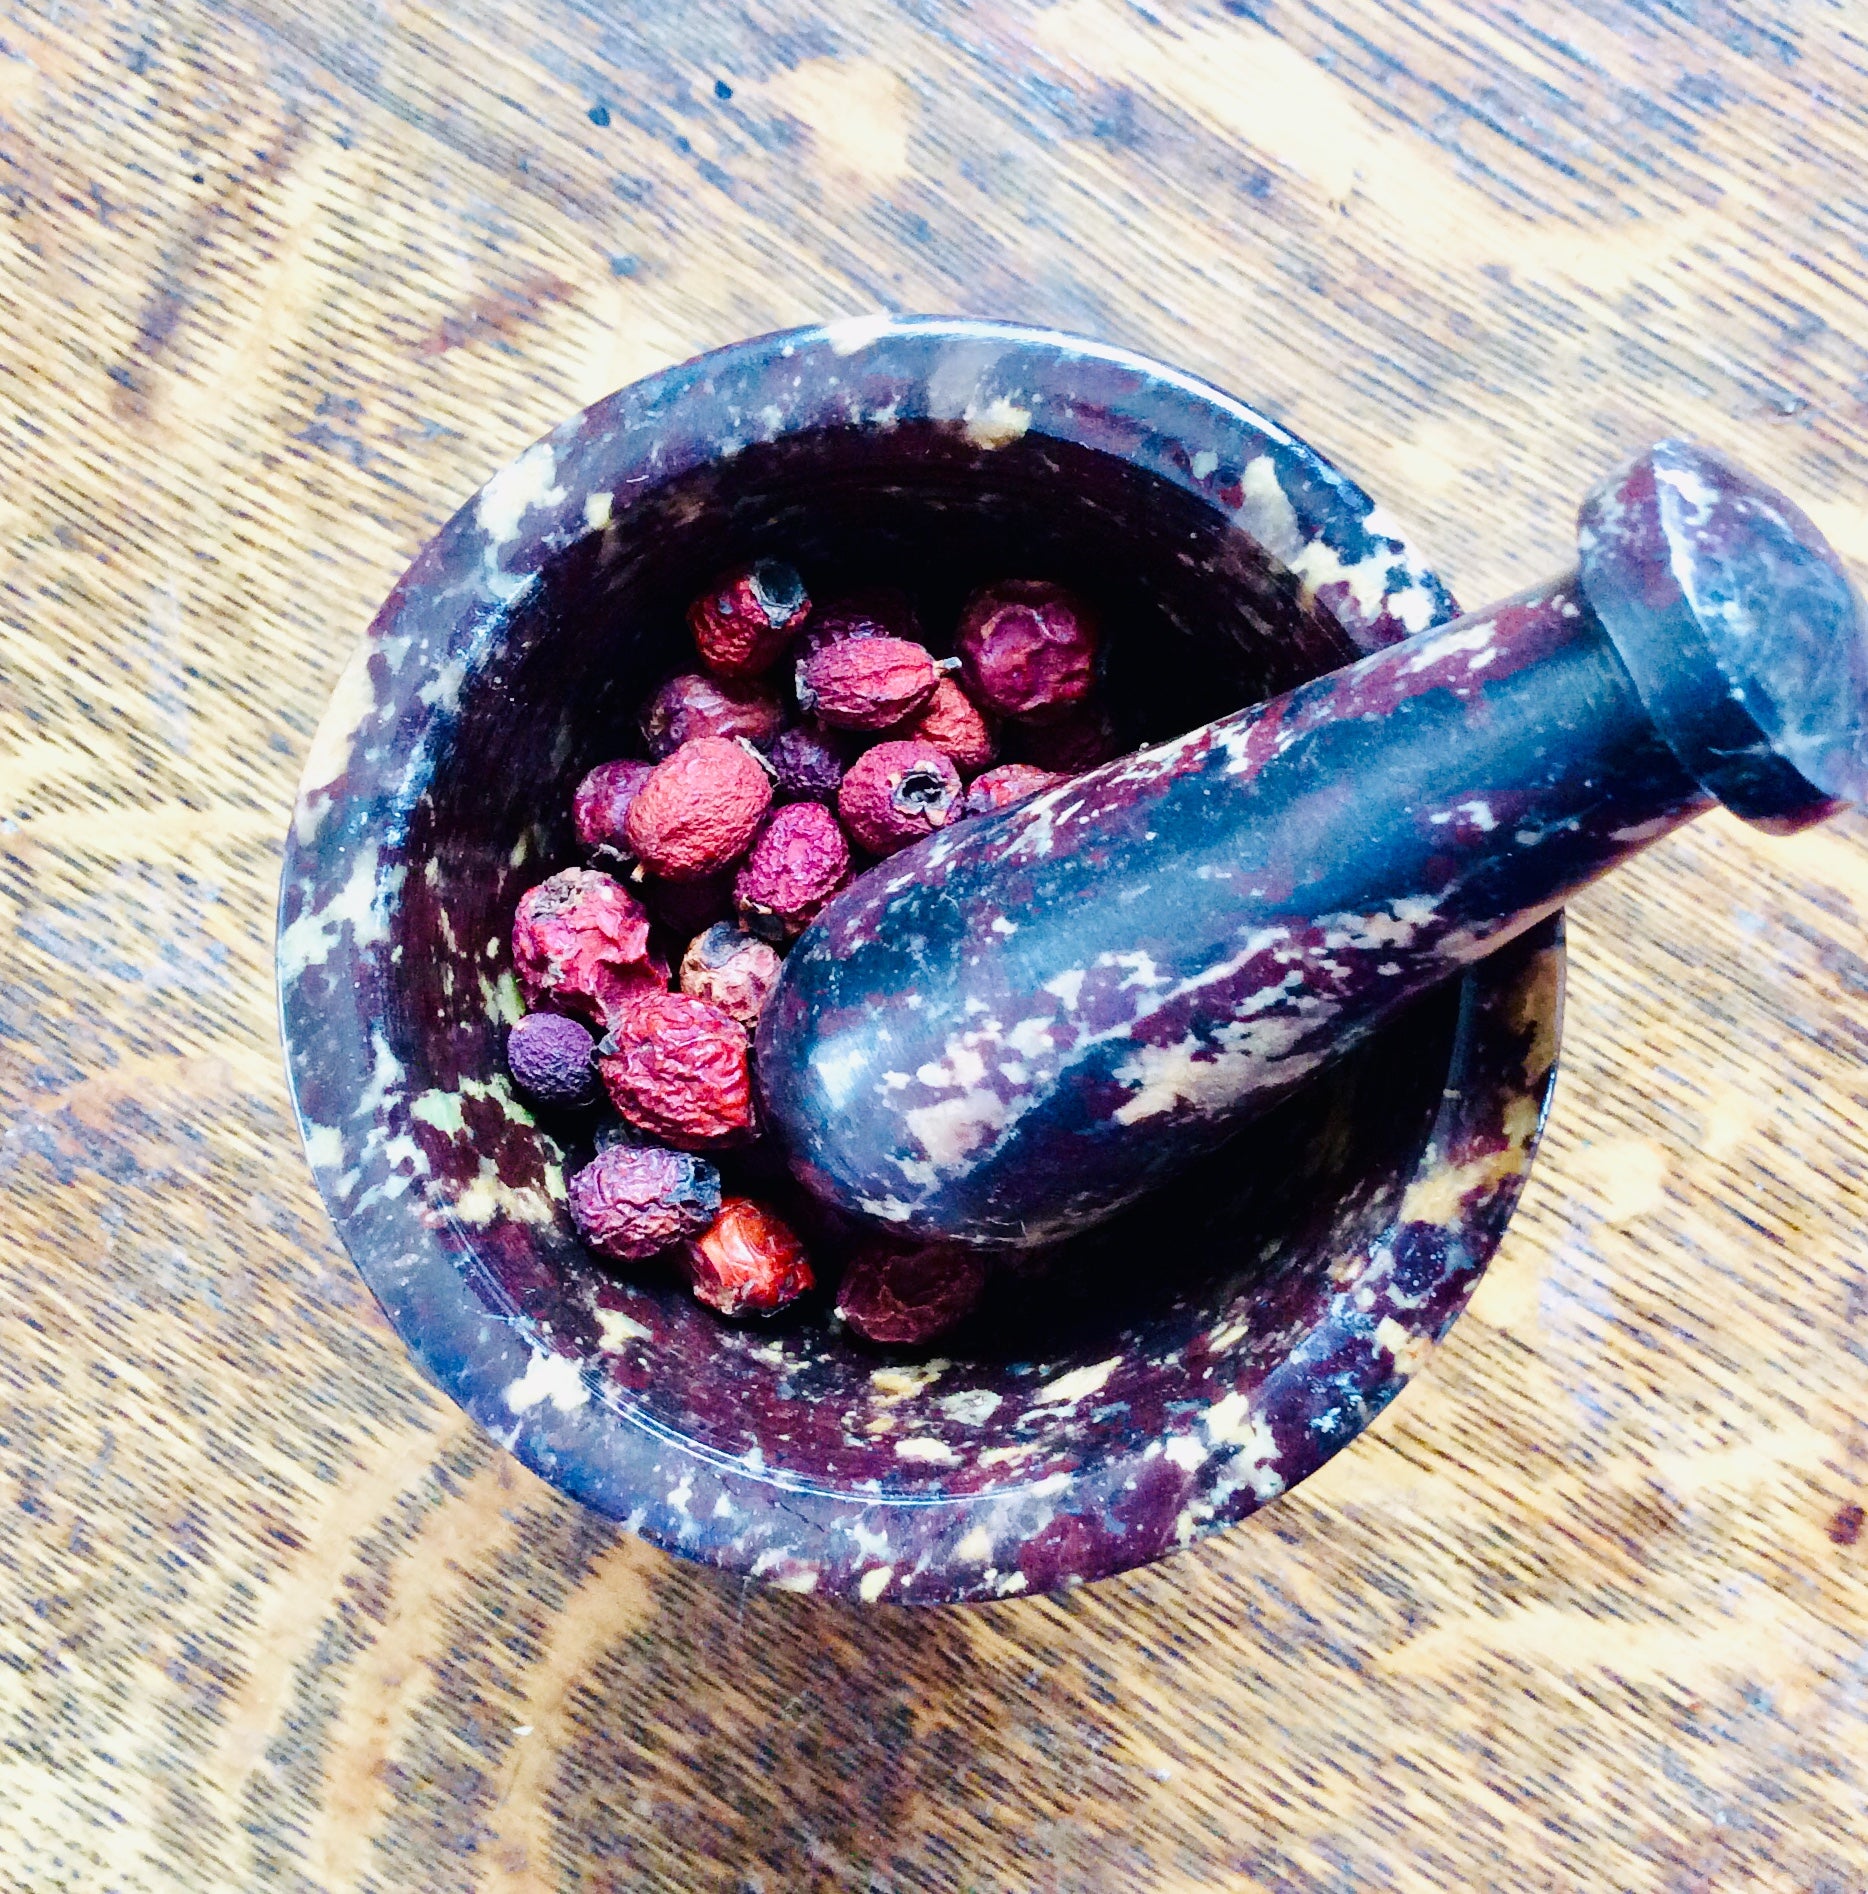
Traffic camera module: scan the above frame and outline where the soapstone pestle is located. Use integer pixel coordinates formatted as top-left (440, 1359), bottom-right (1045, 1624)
top-left (757, 441), bottom-right (1868, 1250)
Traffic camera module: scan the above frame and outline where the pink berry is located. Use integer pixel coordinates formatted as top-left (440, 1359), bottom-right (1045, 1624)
top-left (624, 737), bottom-right (773, 882)
top-left (957, 580), bottom-right (1099, 722)
top-left (511, 868), bottom-right (666, 1030)
top-left (641, 672), bottom-right (786, 759)
top-left (836, 1242), bottom-right (987, 1344)
top-left (687, 560), bottom-right (811, 679)
top-left (836, 740), bottom-right (963, 856)
top-left (796, 638), bottom-right (940, 731)
top-left (678, 923), bottom-right (783, 1033)
top-left (889, 676), bottom-right (997, 775)
top-left (573, 759), bottom-right (653, 853)
top-left (1011, 701), bottom-right (1121, 772)
top-left (735, 802), bottom-right (851, 941)
top-left (567, 1144), bottom-right (722, 1261)
top-left (598, 991), bottom-right (755, 1150)
top-left (964, 762), bottom-right (1068, 818)
top-left (684, 1197), bottom-right (814, 1317)
top-left (792, 588), bottom-right (920, 667)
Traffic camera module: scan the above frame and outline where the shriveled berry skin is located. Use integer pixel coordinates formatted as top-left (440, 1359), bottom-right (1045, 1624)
top-left (797, 638), bottom-right (939, 731)
top-left (687, 559), bottom-right (811, 679)
top-left (678, 922), bottom-right (782, 1031)
top-left (505, 1011), bottom-right (599, 1108)
top-left (684, 1197), bottom-right (814, 1317)
top-left (567, 1143), bottom-right (723, 1262)
top-left (641, 672), bottom-right (787, 759)
top-left (512, 868), bottom-right (667, 1029)
top-left (836, 1242), bottom-right (987, 1344)
top-left (837, 740), bottom-right (962, 855)
top-left (598, 990), bottom-right (754, 1149)
top-left (1012, 701), bottom-right (1121, 772)
top-left (767, 723), bottom-right (847, 803)
top-left (957, 580), bottom-right (1100, 722)
top-left (625, 737), bottom-right (773, 882)
top-left (735, 803), bottom-right (851, 941)
top-left (793, 588), bottom-right (919, 667)
top-left (890, 676), bottom-right (997, 775)
top-left (963, 762), bottom-right (1068, 817)
top-left (573, 759), bottom-right (654, 853)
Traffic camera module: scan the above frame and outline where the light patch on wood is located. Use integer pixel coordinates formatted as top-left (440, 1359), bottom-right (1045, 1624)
top-left (759, 58), bottom-right (914, 190)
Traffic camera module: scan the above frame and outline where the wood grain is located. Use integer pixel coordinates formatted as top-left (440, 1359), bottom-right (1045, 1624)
top-left (4, 0), bottom-right (1868, 1886)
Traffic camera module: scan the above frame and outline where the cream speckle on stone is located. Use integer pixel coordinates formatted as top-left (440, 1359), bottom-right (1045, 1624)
top-left (857, 1565), bottom-right (894, 1602)
top-left (410, 1088), bottom-right (466, 1136)
top-left (895, 1437), bottom-right (960, 1465)
top-left (771, 1568), bottom-right (820, 1593)
top-left (277, 845), bottom-right (396, 979)
top-left (963, 395), bottom-right (1031, 449)
top-left (300, 1121), bottom-right (345, 1172)
top-left (953, 1525), bottom-right (994, 1563)
top-left (296, 638), bottom-right (381, 814)
top-left (1043, 967), bottom-right (1086, 1010)
top-left (476, 440), bottom-right (565, 549)
top-left (823, 309), bottom-right (895, 355)
top-left (583, 489), bottom-right (613, 530)
top-left (504, 1350), bottom-right (589, 1414)
top-left (937, 1388), bottom-right (1002, 1425)
top-left (871, 1360), bottom-right (951, 1400)
top-left (594, 1306), bottom-right (653, 1350)
top-left (1235, 454), bottom-right (1303, 562)
top-left (1031, 1356), bottom-right (1120, 1408)
top-left (1164, 1434), bottom-right (1205, 1471)
top-left (1374, 1313), bottom-right (1434, 1378)
top-left (1190, 448), bottom-right (1219, 480)
top-left (904, 1089), bottom-right (1007, 1166)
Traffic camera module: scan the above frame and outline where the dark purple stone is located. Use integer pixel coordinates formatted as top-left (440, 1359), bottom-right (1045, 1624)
top-left (276, 318), bottom-right (1557, 1605)
top-left (506, 1011), bottom-right (599, 1108)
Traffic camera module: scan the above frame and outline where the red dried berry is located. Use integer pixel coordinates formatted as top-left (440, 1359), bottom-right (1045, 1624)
top-left (512, 868), bottom-right (667, 1030)
top-left (684, 1197), bottom-right (814, 1317)
top-left (889, 675), bottom-right (997, 775)
top-left (735, 802), bottom-right (851, 941)
top-left (957, 580), bottom-right (1100, 722)
top-left (767, 723), bottom-right (848, 803)
top-left (1011, 701), bottom-right (1121, 772)
top-left (792, 588), bottom-right (920, 667)
top-left (837, 740), bottom-right (963, 856)
top-left (641, 672), bottom-right (787, 759)
top-left (597, 990), bottom-right (754, 1149)
top-left (506, 1011), bottom-right (600, 1108)
top-left (796, 638), bottom-right (941, 731)
top-left (567, 1143), bottom-right (722, 1262)
top-left (573, 759), bottom-right (654, 853)
top-left (836, 1242), bottom-right (987, 1344)
top-left (678, 923), bottom-right (782, 1032)
top-left (687, 560), bottom-right (811, 679)
top-left (964, 762), bottom-right (1068, 818)
top-left (624, 736), bottom-right (773, 882)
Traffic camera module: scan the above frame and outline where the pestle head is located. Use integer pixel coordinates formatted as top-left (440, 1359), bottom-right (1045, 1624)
top-left (1578, 440), bottom-right (1868, 832)
top-left (761, 442), bottom-right (1868, 1249)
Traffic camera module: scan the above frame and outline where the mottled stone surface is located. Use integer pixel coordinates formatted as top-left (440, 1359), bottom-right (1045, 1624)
top-left (278, 317), bottom-right (1560, 1603)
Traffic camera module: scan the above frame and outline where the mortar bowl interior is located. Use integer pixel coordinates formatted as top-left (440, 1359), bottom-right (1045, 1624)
top-left (278, 318), bottom-right (1561, 1605)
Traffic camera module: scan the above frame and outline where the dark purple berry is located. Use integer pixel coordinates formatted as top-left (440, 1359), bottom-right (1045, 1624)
top-left (507, 1012), bottom-right (600, 1108)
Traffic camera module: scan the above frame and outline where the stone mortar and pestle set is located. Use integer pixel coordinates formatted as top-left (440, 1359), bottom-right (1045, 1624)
top-left (279, 318), bottom-right (1868, 1606)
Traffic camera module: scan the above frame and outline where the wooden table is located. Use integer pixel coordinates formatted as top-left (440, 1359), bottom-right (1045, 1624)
top-left (6, 1), bottom-right (1868, 1886)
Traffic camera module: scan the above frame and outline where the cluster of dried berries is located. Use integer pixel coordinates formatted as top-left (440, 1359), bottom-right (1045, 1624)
top-left (502, 559), bottom-right (1115, 1337)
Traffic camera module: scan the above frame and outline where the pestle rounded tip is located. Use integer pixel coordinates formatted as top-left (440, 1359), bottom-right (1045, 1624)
top-left (1578, 439), bottom-right (1868, 831)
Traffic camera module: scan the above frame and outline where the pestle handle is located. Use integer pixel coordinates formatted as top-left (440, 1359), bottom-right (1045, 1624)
top-left (756, 442), bottom-right (1868, 1250)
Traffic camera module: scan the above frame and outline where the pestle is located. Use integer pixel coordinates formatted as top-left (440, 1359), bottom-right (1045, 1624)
top-left (756, 441), bottom-right (1868, 1250)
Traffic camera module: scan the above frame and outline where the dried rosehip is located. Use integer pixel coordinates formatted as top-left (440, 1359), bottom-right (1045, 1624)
top-left (598, 990), bottom-right (754, 1149)
top-left (957, 580), bottom-right (1100, 722)
top-left (506, 1011), bottom-right (600, 1108)
top-left (1011, 701), bottom-right (1121, 772)
top-left (767, 723), bottom-right (847, 803)
top-left (836, 1242), bottom-right (987, 1344)
top-left (573, 759), bottom-right (654, 854)
top-left (688, 560), bottom-right (811, 680)
top-left (625, 736), bottom-right (773, 882)
top-left (837, 740), bottom-right (963, 856)
top-left (512, 868), bottom-right (667, 1030)
top-left (679, 922), bottom-right (782, 1032)
top-left (684, 1197), bottom-right (814, 1317)
top-left (796, 637), bottom-right (940, 731)
top-left (735, 802), bottom-right (850, 941)
top-left (792, 588), bottom-right (919, 667)
top-left (567, 1143), bottom-right (722, 1262)
top-left (964, 762), bottom-right (1068, 818)
top-left (890, 676), bottom-right (997, 775)
top-left (641, 672), bottom-right (787, 759)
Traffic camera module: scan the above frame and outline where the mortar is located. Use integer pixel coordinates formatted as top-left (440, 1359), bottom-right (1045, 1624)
top-left (277, 317), bottom-right (1561, 1605)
